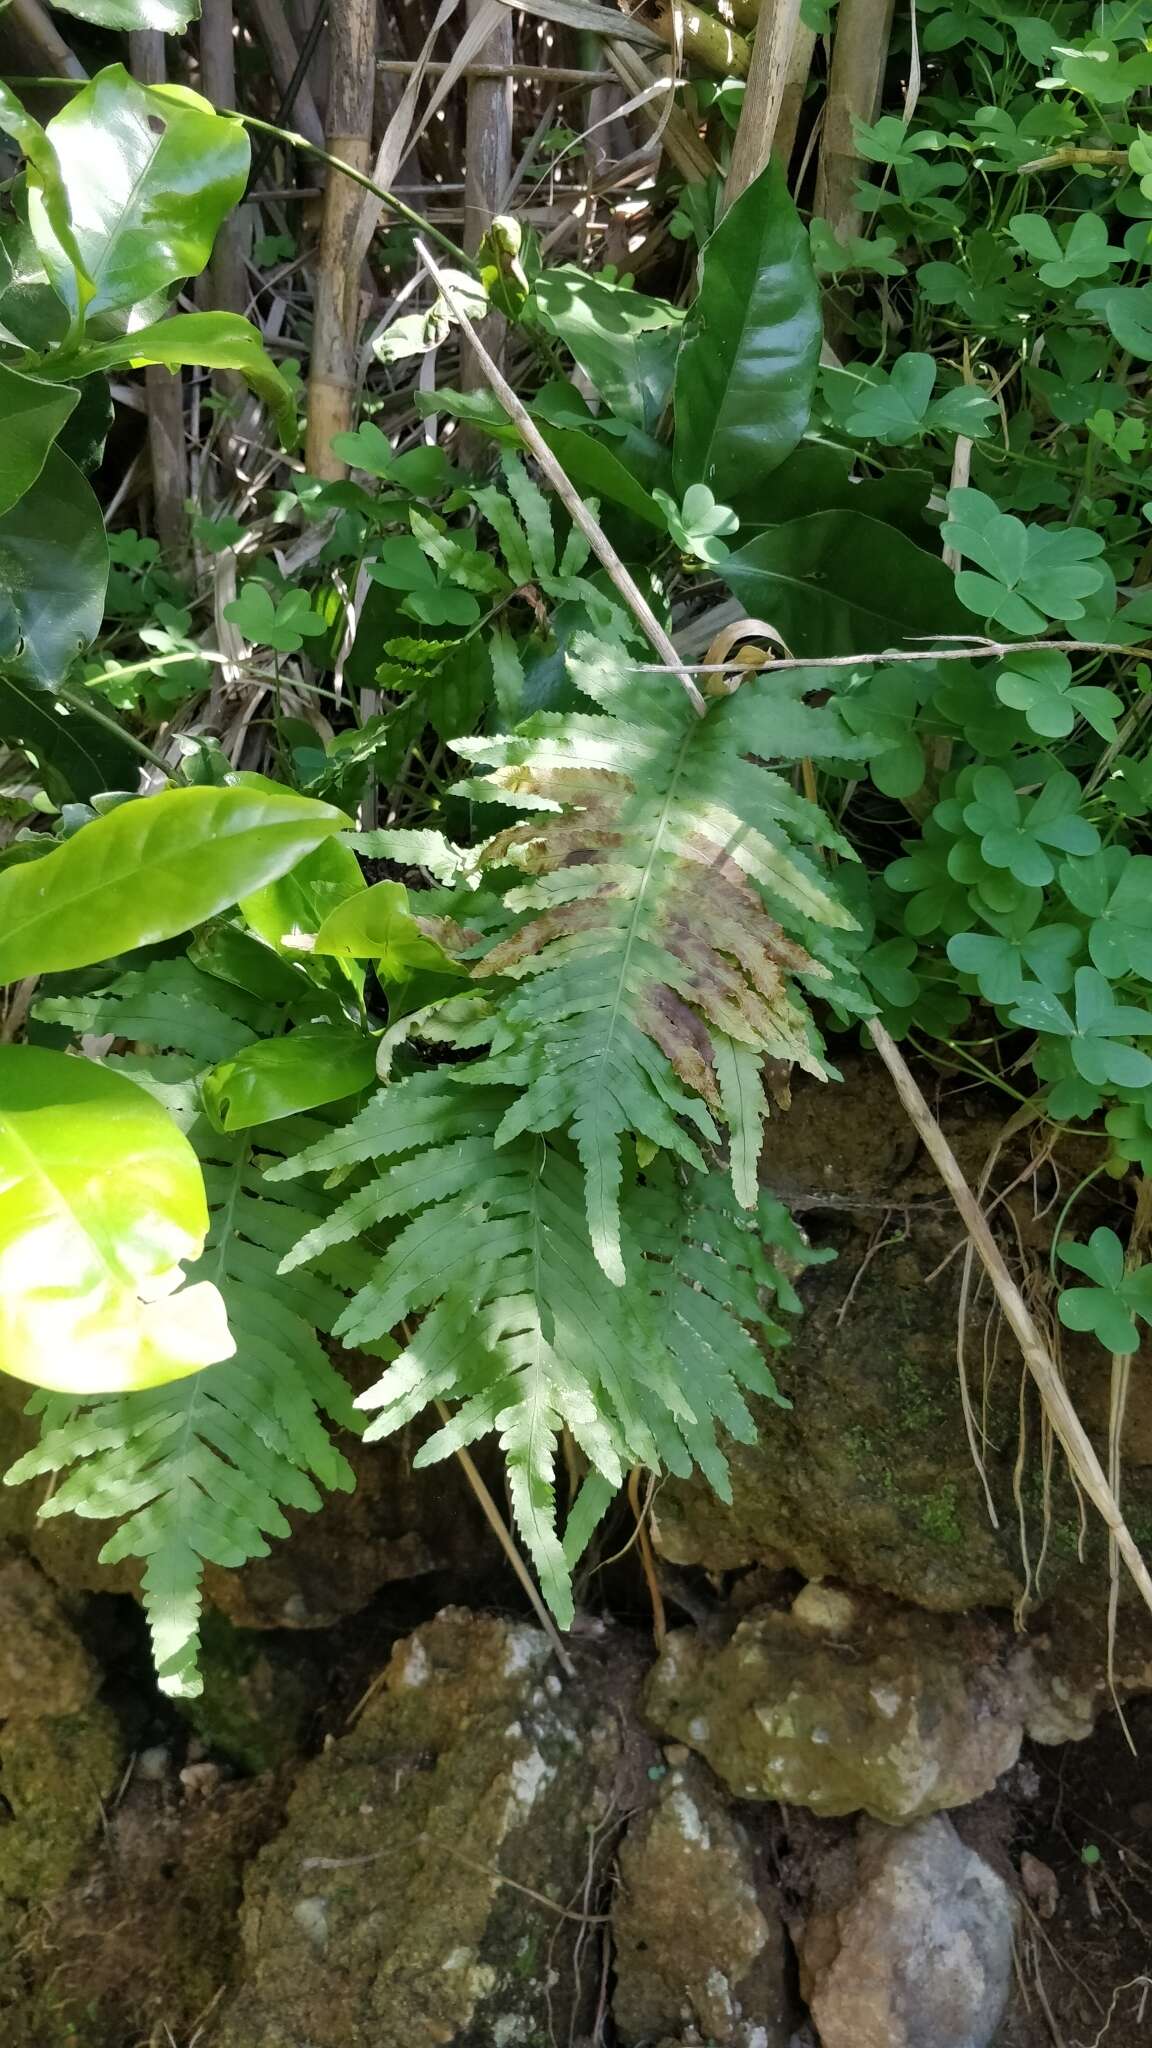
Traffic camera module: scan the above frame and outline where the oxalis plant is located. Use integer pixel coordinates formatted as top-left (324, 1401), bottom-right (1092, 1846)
top-left (3, 0), bottom-right (1152, 1693)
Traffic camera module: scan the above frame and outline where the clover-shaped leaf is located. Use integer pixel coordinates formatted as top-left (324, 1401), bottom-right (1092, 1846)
top-left (961, 764), bottom-right (1098, 886)
top-left (1078, 285), bottom-right (1152, 361)
top-left (840, 666), bottom-right (926, 796)
top-left (943, 488), bottom-right (1108, 632)
top-left (947, 923), bottom-right (1079, 1005)
top-left (844, 353), bottom-right (935, 443)
top-left (652, 483), bottom-right (738, 564)
top-left (329, 420), bottom-right (396, 478)
top-left (1059, 848), bottom-right (1152, 979)
top-left (1057, 1227), bottom-right (1152, 1354)
top-left (224, 581), bottom-right (328, 653)
top-left (995, 650), bottom-right (1120, 740)
top-left (1008, 212), bottom-right (1126, 286)
top-left (367, 535), bottom-right (482, 627)
top-left (1009, 966), bottom-right (1152, 1089)
top-left (1050, 39), bottom-right (1152, 105)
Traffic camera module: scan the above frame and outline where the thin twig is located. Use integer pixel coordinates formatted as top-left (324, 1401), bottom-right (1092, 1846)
top-left (635, 637), bottom-right (1152, 675)
top-left (413, 238), bottom-right (708, 718)
top-left (626, 1467), bottom-right (666, 1647)
top-left (434, 1399), bottom-right (577, 1676)
top-left (868, 1020), bottom-right (1152, 1620)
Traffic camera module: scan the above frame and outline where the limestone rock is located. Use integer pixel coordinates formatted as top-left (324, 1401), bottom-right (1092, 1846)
top-left (613, 1757), bottom-right (795, 2046)
top-left (0, 1551), bottom-right (96, 1718)
top-left (217, 1609), bottom-right (638, 2048)
top-left (648, 1062), bottom-right (1152, 1661)
top-left (644, 1592), bottom-right (1027, 1823)
top-left (799, 1815), bottom-right (1016, 2048)
top-left (1, 1371), bottom-right (495, 1630)
top-left (0, 1552), bottom-right (123, 1903)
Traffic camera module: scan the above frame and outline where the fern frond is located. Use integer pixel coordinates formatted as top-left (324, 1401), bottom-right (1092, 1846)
top-left (274, 1074), bottom-right (826, 1624)
top-left (450, 637), bottom-right (871, 1280)
top-left (6, 1111), bottom-right (362, 1697)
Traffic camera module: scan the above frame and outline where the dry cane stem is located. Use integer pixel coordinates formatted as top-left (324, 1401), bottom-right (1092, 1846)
top-left (414, 240), bottom-right (708, 717)
top-left (868, 1021), bottom-right (1152, 1618)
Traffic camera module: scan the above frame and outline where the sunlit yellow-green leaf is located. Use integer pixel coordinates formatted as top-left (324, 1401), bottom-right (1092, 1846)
top-left (0, 1046), bottom-right (233, 1393)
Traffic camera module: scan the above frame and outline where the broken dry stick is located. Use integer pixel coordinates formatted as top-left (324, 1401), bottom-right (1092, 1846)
top-left (413, 238), bottom-right (708, 719)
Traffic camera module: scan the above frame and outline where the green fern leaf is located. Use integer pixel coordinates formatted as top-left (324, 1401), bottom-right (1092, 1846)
top-left (274, 1074), bottom-right (826, 1625)
top-left (450, 637), bottom-right (870, 1280)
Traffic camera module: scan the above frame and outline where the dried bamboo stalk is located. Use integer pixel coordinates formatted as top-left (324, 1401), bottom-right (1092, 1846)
top-left (249, 0), bottom-right (326, 152)
top-left (128, 30), bottom-right (190, 567)
top-left (815, 0), bottom-right (896, 240)
top-left (724, 0), bottom-right (811, 203)
top-left (5, 0), bottom-right (85, 79)
top-left (377, 56), bottom-right (613, 82)
top-left (605, 39), bottom-right (717, 183)
top-left (304, 0), bottom-right (377, 477)
top-left (199, 0), bottom-right (246, 316)
top-left (460, 0), bottom-right (514, 456)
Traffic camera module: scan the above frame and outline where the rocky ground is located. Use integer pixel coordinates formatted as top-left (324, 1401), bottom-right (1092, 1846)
top-left (3, 1061), bottom-right (1152, 2048)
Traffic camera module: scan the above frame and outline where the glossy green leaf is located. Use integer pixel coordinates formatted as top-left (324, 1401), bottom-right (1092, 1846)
top-left (312, 880), bottom-right (468, 980)
top-left (0, 674), bottom-right (140, 799)
top-left (240, 830), bottom-right (365, 977)
top-left (719, 510), bottom-right (965, 656)
top-left (60, 313), bottom-right (296, 445)
top-left (672, 159), bottom-right (821, 509)
top-left (533, 268), bottom-right (682, 433)
top-left (535, 424), bottom-right (664, 527)
top-left (30, 66), bottom-right (248, 320)
top-left (202, 1030), bottom-right (378, 1132)
top-left (0, 446), bottom-right (107, 684)
top-left (0, 1045), bottom-right (231, 1394)
top-left (0, 786), bottom-right (348, 984)
top-left (50, 0), bottom-right (201, 31)
top-left (0, 84), bottom-right (93, 319)
top-left (0, 365), bottom-right (79, 518)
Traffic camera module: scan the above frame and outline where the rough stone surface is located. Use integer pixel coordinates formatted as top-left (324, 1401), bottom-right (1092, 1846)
top-left (0, 1368), bottom-right (496, 1631)
top-left (649, 1061), bottom-right (1152, 1665)
top-left (0, 1551), bottom-right (95, 1718)
top-left (613, 1757), bottom-right (795, 2046)
top-left (799, 1815), bottom-right (1017, 2048)
top-left (0, 1551), bottom-right (123, 1904)
top-left (217, 1608), bottom-right (641, 2048)
top-left (645, 1589), bottom-right (1044, 1823)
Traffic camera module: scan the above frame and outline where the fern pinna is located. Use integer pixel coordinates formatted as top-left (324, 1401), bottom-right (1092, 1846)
top-left (451, 636), bottom-right (870, 1279)
top-left (271, 1076), bottom-right (827, 1622)
top-left (5, 638), bottom-right (864, 1674)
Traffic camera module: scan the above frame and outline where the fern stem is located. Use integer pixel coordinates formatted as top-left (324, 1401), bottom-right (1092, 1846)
top-left (434, 1400), bottom-right (577, 1677)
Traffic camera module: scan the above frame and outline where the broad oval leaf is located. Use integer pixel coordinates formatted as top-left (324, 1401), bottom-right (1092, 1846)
top-left (0, 673), bottom-right (140, 799)
top-left (719, 509), bottom-right (966, 656)
top-left (312, 879), bottom-right (468, 980)
top-left (29, 66), bottom-right (248, 320)
top-left (61, 312), bottom-right (296, 446)
top-left (0, 786), bottom-right (349, 984)
top-left (0, 445), bottom-right (107, 683)
top-left (0, 364), bottom-right (79, 517)
top-left (0, 1044), bottom-right (232, 1393)
top-left (202, 1029), bottom-right (378, 1131)
top-left (672, 159), bottom-right (821, 512)
top-left (0, 83), bottom-right (93, 317)
top-left (49, 0), bottom-right (201, 31)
